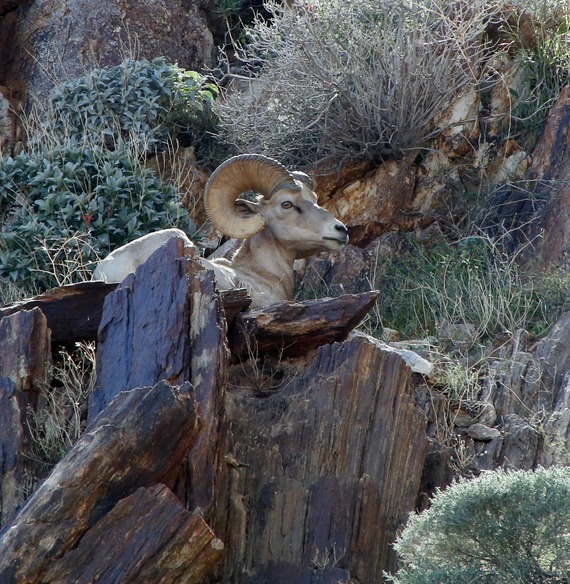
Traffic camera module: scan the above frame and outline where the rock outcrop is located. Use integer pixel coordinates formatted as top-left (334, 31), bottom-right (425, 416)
top-left (0, 240), bottom-right (430, 583)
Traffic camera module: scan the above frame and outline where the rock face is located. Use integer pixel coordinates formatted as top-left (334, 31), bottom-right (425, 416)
top-left (0, 308), bottom-right (50, 526)
top-left (214, 334), bottom-right (428, 582)
top-left (1, 0), bottom-right (216, 110)
top-left (0, 241), bottom-right (430, 583)
top-left (488, 86), bottom-right (570, 267)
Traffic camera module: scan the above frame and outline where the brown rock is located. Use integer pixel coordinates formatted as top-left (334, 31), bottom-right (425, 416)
top-left (323, 159), bottom-right (417, 245)
top-left (230, 292), bottom-right (379, 359)
top-left (465, 423), bottom-right (500, 442)
top-left (0, 380), bottom-right (202, 583)
top-left (213, 334), bottom-right (429, 581)
top-left (43, 485), bottom-right (223, 584)
top-left (432, 89), bottom-right (480, 158)
top-left (89, 237), bottom-right (193, 421)
top-left (0, 308), bottom-right (50, 527)
top-left (493, 86), bottom-right (570, 266)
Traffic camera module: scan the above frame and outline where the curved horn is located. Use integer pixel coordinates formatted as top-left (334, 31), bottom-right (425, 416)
top-left (291, 171), bottom-right (313, 189)
top-left (204, 154), bottom-right (299, 239)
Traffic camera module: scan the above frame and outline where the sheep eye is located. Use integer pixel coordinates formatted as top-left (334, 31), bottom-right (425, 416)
top-left (281, 201), bottom-right (293, 209)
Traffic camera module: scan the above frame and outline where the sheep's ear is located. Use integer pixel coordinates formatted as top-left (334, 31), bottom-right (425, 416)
top-left (235, 198), bottom-right (263, 217)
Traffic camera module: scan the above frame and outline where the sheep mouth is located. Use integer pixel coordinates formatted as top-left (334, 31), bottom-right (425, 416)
top-left (323, 236), bottom-right (348, 246)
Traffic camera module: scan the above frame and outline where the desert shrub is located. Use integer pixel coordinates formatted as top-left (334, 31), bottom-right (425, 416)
top-left (216, 0), bottom-right (498, 168)
top-left (45, 57), bottom-right (220, 164)
top-left (0, 145), bottom-right (194, 291)
top-left (375, 234), bottom-right (570, 342)
top-left (387, 467), bottom-right (570, 583)
top-left (29, 342), bottom-right (97, 477)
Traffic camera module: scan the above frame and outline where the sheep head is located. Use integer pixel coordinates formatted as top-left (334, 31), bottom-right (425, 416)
top-left (204, 154), bottom-right (349, 257)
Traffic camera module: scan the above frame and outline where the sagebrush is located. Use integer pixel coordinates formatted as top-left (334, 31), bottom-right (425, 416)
top-left (387, 467), bottom-right (570, 583)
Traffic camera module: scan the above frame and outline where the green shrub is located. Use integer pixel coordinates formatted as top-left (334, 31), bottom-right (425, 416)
top-left (46, 57), bottom-right (220, 163)
top-left (387, 467), bottom-right (570, 583)
top-left (216, 0), bottom-right (498, 168)
top-left (0, 146), bottom-right (194, 291)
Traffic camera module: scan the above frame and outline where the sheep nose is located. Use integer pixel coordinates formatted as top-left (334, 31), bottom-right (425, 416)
top-left (335, 222), bottom-right (349, 243)
top-left (335, 223), bottom-right (349, 235)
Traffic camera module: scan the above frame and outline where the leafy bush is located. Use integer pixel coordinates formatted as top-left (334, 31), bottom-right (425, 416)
top-left (0, 146), bottom-right (194, 290)
top-left (216, 0), bottom-right (498, 168)
top-left (387, 467), bottom-right (570, 583)
top-left (46, 57), bottom-right (220, 163)
top-left (0, 57), bottom-right (218, 295)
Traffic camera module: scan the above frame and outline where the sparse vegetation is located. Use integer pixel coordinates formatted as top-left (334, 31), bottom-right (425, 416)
top-left (216, 0), bottom-right (499, 168)
top-left (28, 342), bottom-right (97, 478)
top-left (374, 234), bottom-right (570, 343)
top-left (387, 467), bottom-right (570, 583)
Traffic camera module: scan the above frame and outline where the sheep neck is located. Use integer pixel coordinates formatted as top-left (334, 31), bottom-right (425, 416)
top-left (233, 232), bottom-right (295, 301)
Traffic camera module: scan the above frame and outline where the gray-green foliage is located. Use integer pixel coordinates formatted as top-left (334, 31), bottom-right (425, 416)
top-left (387, 467), bottom-right (570, 583)
top-left (48, 57), bottom-right (219, 158)
top-left (0, 58), bottom-right (218, 295)
top-left (0, 146), bottom-right (193, 290)
top-left (216, 0), bottom-right (497, 168)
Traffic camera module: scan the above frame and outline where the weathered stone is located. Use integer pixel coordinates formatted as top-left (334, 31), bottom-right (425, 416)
top-left (212, 334), bottom-right (429, 581)
top-left (5, 0), bottom-right (216, 109)
top-left (433, 89), bottom-right (480, 158)
top-left (311, 159), bottom-right (376, 200)
top-left (184, 259), bottom-right (230, 513)
top-left (0, 380), bottom-right (202, 583)
top-left (89, 237), bottom-right (192, 422)
top-left (496, 415), bottom-right (540, 470)
top-left (0, 308), bottom-right (50, 528)
top-left (230, 293), bottom-right (379, 359)
top-left (465, 423), bottom-right (501, 442)
top-left (323, 158), bottom-right (419, 246)
top-left (413, 150), bottom-right (462, 215)
top-left (495, 86), bottom-right (570, 266)
top-left (482, 329), bottom-right (542, 418)
top-left (358, 333), bottom-right (433, 376)
top-left (43, 485), bottom-right (223, 584)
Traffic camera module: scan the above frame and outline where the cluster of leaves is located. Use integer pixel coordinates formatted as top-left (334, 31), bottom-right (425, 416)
top-left (387, 467), bottom-right (570, 583)
top-left (48, 57), bottom-right (220, 161)
top-left (375, 234), bottom-right (570, 342)
top-left (0, 146), bottom-right (193, 291)
top-left (216, 0), bottom-right (498, 168)
top-left (0, 58), bottom-right (222, 297)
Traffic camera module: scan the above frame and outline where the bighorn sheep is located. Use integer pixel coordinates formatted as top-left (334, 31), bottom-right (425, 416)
top-left (92, 154), bottom-right (349, 308)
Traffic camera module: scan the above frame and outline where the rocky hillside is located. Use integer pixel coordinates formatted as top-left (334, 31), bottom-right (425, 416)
top-left (2, 1), bottom-right (570, 582)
